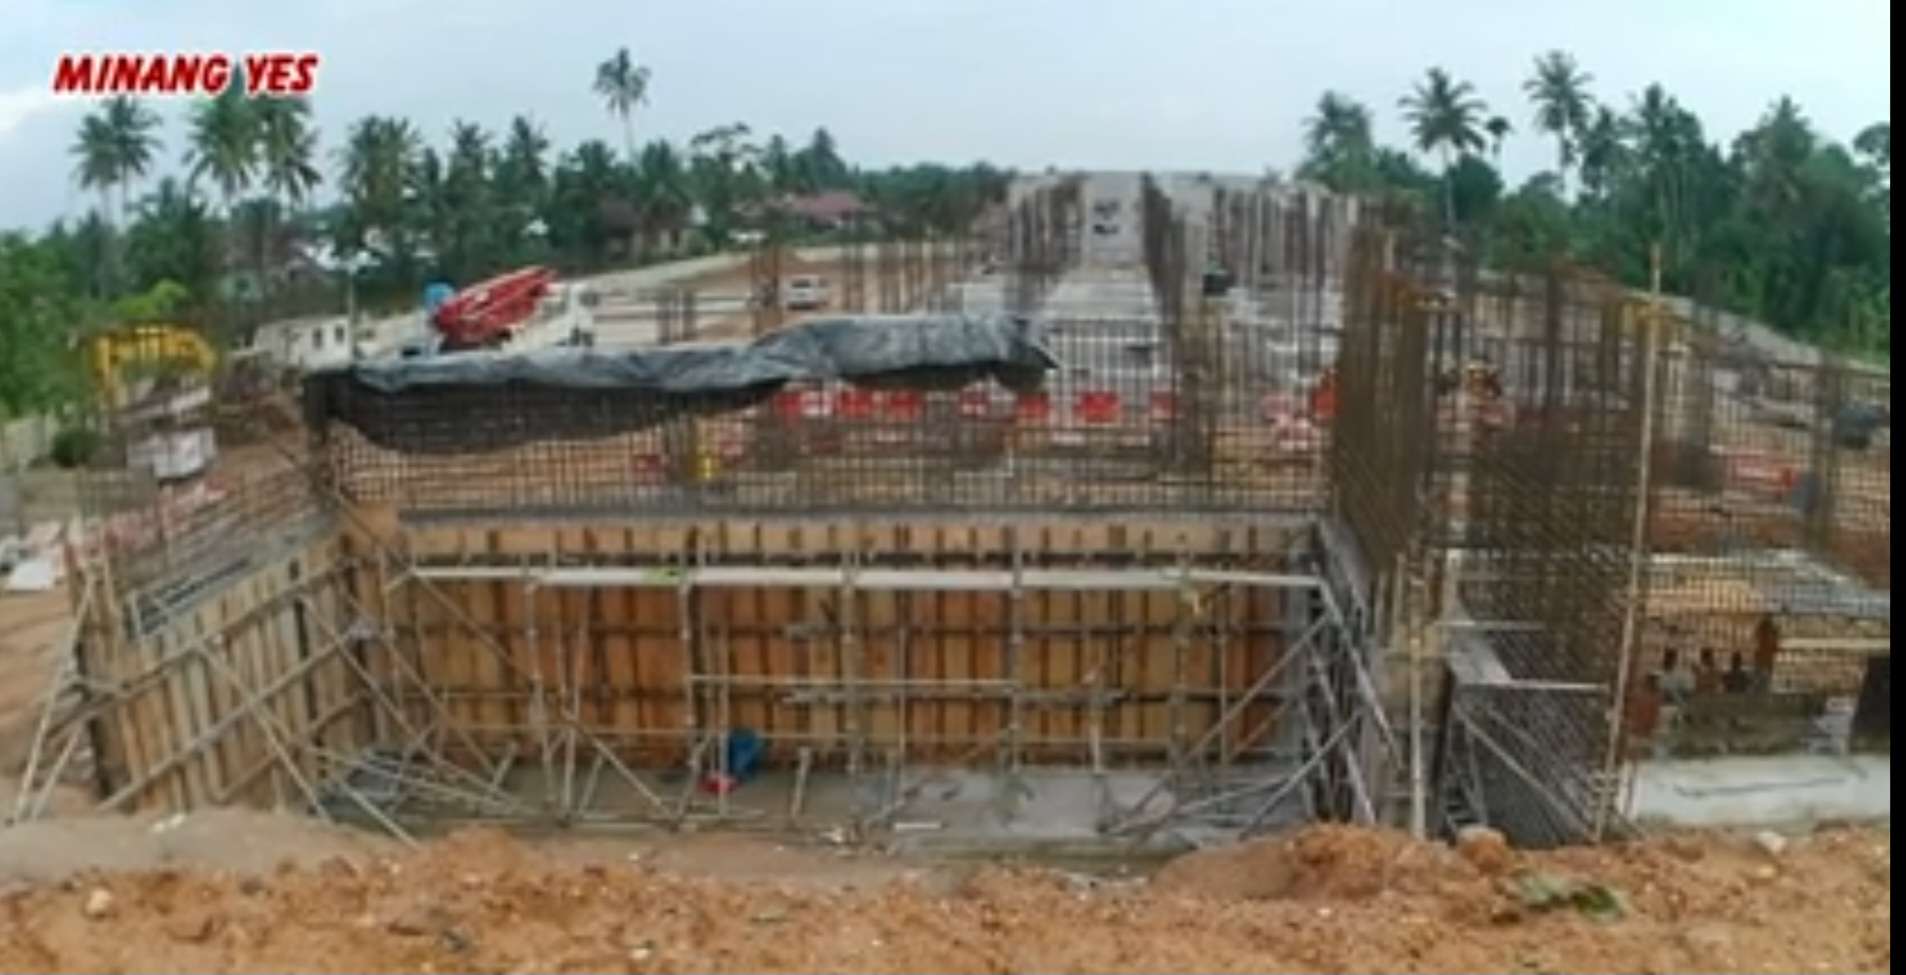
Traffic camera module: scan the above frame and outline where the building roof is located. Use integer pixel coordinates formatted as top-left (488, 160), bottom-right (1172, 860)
top-left (777, 191), bottom-right (869, 223)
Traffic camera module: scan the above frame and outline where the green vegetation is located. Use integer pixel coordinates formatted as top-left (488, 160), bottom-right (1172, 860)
top-left (49, 425), bottom-right (102, 469)
top-left (0, 47), bottom-right (1888, 422)
top-left (1298, 54), bottom-right (1891, 358)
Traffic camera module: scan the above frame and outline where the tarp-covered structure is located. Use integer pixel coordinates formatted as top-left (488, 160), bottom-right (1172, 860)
top-left (304, 314), bottom-right (1057, 454)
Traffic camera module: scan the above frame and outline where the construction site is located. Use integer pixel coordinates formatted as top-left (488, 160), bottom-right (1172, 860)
top-left (0, 170), bottom-right (1890, 972)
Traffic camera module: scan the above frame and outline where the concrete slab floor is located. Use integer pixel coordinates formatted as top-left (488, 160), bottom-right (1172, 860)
top-left (1625, 753), bottom-right (1891, 829)
top-left (388, 761), bottom-right (1308, 860)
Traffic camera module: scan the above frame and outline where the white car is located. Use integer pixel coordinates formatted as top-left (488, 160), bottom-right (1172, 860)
top-left (783, 275), bottom-right (830, 311)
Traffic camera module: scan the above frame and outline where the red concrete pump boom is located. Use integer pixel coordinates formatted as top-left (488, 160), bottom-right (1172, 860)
top-left (430, 266), bottom-right (556, 350)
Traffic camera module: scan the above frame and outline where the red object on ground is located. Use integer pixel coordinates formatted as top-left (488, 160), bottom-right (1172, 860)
top-left (1309, 370), bottom-right (1339, 422)
top-left (431, 266), bottom-right (556, 349)
top-left (699, 772), bottom-right (738, 795)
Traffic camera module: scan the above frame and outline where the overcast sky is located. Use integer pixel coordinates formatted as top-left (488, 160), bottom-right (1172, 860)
top-left (0, 0), bottom-right (1890, 232)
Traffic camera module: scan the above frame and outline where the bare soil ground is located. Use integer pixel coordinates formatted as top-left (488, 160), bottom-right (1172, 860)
top-left (0, 587), bottom-right (75, 777)
top-left (0, 814), bottom-right (1886, 973)
top-left (0, 475), bottom-right (1888, 974)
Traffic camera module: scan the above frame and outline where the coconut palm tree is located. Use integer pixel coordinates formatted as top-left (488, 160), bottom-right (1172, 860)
top-left (250, 96), bottom-right (320, 299)
top-left (124, 177), bottom-right (221, 304)
top-left (337, 115), bottom-right (421, 260)
top-left (255, 96), bottom-right (321, 209)
top-left (497, 116), bottom-right (552, 255)
top-left (1297, 91), bottom-right (1378, 193)
top-left (442, 120), bottom-right (495, 277)
top-left (1523, 51), bottom-right (1594, 196)
top-left (1399, 67), bottom-right (1489, 228)
top-left (103, 96), bottom-right (162, 224)
top-left (1485, 115), bottom-right (1514, 163)
top-left (635, 139), bottom-right (692, 254)
top-left (1304, 91), bottom-right (1374, 161)
top-left (594, 47), bottom-right (651, 165)
top-left (1576, 105), bottom-right (1628, 202)
top-left (500, 115), bottom-right (551, 194)
top-left (1853, 122), bottom-right (1890, 172)
top-left (184, 81), bottom-right (258, 213)
top-left (71, 112), bottom-right (119, 225)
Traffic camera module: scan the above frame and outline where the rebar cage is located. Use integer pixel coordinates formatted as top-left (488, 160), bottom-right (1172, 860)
top-left (40, 173), bottom-right (1888, 850)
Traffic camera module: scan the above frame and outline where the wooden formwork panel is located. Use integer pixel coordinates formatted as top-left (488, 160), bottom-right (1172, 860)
top-left (383, 517), bottom-right (1304, 767)
top-left (80, 533), bottom-right (370, 815)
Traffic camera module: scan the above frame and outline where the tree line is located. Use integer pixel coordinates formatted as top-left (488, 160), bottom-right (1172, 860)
top-left (1298, 52), bottom-right (1890, 357)
top-left (1, 47), bottom-right (1010, 417)
top-left (0, 46), bottom-right (1890, 421)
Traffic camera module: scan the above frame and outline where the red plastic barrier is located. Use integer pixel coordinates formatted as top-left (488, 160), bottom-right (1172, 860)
top-left (1077, 391), bottom-right (1121, 424)
top-left (882, 390), bottom-right (924, 422)
top-left (1015, 392), bottom-right (1052, 423)
top-left (771, 388), bottom-right (831, 421)
top-left (771, 390), bottom-right (805, 421)
top-left (837, 388), bottom-right (878, 420)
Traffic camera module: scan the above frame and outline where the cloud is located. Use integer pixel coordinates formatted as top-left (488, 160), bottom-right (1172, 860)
top-left (0, 86), bottom-right (65, 140)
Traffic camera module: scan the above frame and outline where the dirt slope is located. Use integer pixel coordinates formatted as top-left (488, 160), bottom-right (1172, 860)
top-left (0, 821), bottom-right (1886, 973)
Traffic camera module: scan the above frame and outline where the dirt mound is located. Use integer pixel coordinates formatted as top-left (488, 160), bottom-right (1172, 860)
top-left (0, 808), bottom-right (397, 883)
top-left (0, 821), bottom-right (1886, 973)
top-left (1152, 824), bottom-right (1482, 901)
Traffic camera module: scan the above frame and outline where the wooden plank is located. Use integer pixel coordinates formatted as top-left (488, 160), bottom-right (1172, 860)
top-left (863, 576), bottom-right (898, 749)
top-left (261, 562), bottom-right (303, 807)
top-left (632, 580), bottom-right (682, 763)
top-left (215, 587), bottom-right (254, 801)
top-left (158, 628), bottom-right (208, 809)
top-left (194, 601), bottom-right (235, 802)
top-left (1140, 585), bottom-right (1174, 749)
top-left (88, 601), bottom-right (145, 808)
top-left (308, 544), bottom-right (351, 766)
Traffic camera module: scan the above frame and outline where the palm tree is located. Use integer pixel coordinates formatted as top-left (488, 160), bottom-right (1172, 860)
top-left (1523, 51), bottom-right (1594, 196)
top-left (71, 112), bottom-right (118, 225)
top-left (1399, 67), bottom-right (1489, 228)
top-left (1576, 105), bottom-right (1628, 202)
top-left (251, 96), bottom-right (320, 299)
top-left (443, 120), bottom-right (495, 277)
top-left (1485, 115), bottom-right (1514, 163)
top-left (594, 47), bottom-right (651, 165)
top-left (1298, 92), bottom-right (1377, 193)
top-left (124, 177), bottom-right (221, 304)
top-left (794, 128), bottom-right (847, 191)
top-left (103, 97), bottom-right (162, 224)
top-left (635, 140), bottom-right (692, 253)
top-left (1304, 91), bottom-right (1374, 160)
top-left (184, 81), bottom-right (258, 212)
top-left (337, 115), bottom-right (421, 260)
top-left (498, 116), bottom-right (552, 254)
top-left (1853, 122), bottom-right (1890, 172)
top-left (71, 99), bottom-right (160, 294)
top-left (501, 115), bottom-right (551, 193)
top-left (255, 97), bottom-right (321, 208)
